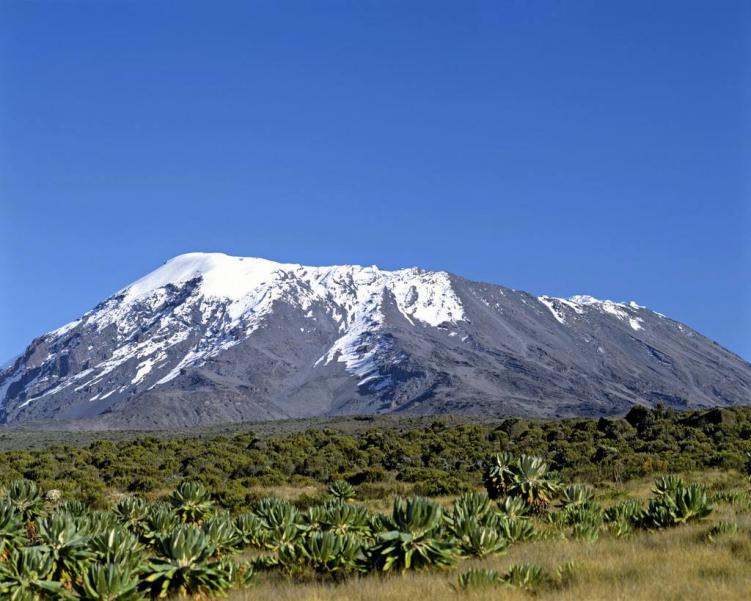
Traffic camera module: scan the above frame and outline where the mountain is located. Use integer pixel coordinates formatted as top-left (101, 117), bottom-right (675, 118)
top-left (1, 253), bottom-right (749, 429)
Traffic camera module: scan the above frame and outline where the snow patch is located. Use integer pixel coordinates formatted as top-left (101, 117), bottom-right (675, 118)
top-left (566, 295), bottom-right (647, 331)
top-left (322, 292), bottom-right (387, 383)
top-left (122, 253), bottom-right (299, 303)
top-left (538, 296), bottom-right (566, 324)
top-left (49, 319), bottom-right (81, 338)
top-left (132, 357), bottom-right (159, 385)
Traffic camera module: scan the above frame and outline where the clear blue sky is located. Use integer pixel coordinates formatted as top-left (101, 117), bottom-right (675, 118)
top-left (1, 0), bottom-right (749, 363)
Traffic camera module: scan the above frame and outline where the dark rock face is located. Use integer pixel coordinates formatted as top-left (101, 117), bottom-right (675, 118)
top-left (0, 253), bottom-right (749, 429)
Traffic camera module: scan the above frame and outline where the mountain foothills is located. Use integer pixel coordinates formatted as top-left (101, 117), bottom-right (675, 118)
top-left (1, 253), bottom-right (749, 429)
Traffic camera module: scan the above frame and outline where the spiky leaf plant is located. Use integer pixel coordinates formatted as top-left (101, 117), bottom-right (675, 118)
top-left (88, 528), bottom-right (145, 572)
top-left (643, 482), bottom-right (713, 528)
top-left (706, 521), bottom-right (739, 542)
top-left (484, 452), bottom-right (516, 500)
top-left (169, 482), bottom-right (214, 524)
top-left (508, 455), bottom-right (558, 512)
top-left (563, 503), bottom-right (603, 523)
top-left (455, 523), bottom-right (509, 558)
top-left (250, 554), bottom-right (280, 571)
top-left (113, 497), bottom-right (148, 534)
top-left (652, 475), bottom-right (685, 498)
top-left (546, 509), bottom-right (567, 528)
top-left (142, 505), bottom-right (180, 544)
top-left (284, 531), bottom-right (365, 578)
top-left (390, 495), bottom-right (443, 535)
top-left (234, 513), bottom-right (266, 548)
top-left (6, 479), bottom-right (46, 524)
top-left (555, 501), bottom-right (604, 540)
top-left (559, 484), bottom-right (595, 509)
top-left (445, 492), bottom-right (503, 556)
top-left (498, 516), bottom-right (536, 542)
top-left (213, 559), bottom-right (240, 590)
top-left (201, 513), bottom-right (241, 555)
top-left (0, 546), bottom-right (75, 600)
top-left (368, 496), bottom-right (457, 572)
top-left (604, 498), bottom-right (643, 537)
top-left (642, 499), bottom-right (674, 529)
top-left (502, 563), bottom-right (548, 590)
top-left (0, 500), bottom-right (26, 557)
top-left (710, 491), bottom-right (748, 508)
top-left (235, 561), bottom-right (255, 587)
top-left (302, 505), bottom-right (326, 534)
top-left (328, 480), bottom-right (356, 502)
top-left (263, 522), bottom-right (302, 557)
top-left (497, 495), bottom-right (529, 519)
top-left (672, 483), bottom-right (713, 523)
top-left (77, 563), bottom-right (144, 601)
top-left (570, 516), bottom-right (602, 541)
top-left (317, 501), bottom-right (372, 538)
top-left (75, 511), bottom-right (121, 538)
top-left (57, 500), bottom-right (87, 518)
top-left (254, 497), bottom-right (300, 532)
top-left (144, 525), bottom-right (232, 598)
top-left (446, 491), bottom-right (494, 530)
top-left (455, 568), bottom-right (502, 591)
top-left (254, 497), bottom-right (303, 554)
top-left (37, 512), bottom-right (95, 583)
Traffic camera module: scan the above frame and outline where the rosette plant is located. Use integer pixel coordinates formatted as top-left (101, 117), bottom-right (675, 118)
top-left (368, 496), bottom-right (457, 572)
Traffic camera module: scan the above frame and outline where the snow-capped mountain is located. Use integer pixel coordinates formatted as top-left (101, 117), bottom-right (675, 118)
top-left (1, 253), bottom-right (749, 428)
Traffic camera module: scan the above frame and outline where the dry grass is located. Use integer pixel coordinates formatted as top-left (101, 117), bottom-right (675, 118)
top-left (247, 485), bottom-right (323, 501)
top-left (593, 469), bottom-right (747, 505)
top-left (226, 505), bottom-right (751, 601)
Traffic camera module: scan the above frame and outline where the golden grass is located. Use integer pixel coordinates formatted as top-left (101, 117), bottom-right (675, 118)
top-left (226, 503), bottom-right (751, 601)
top-left (247, 486), bottom-right (323, 501)
top-left (594, 469), bottom-right (747, 505)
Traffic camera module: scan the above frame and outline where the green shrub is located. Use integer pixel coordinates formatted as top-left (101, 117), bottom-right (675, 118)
top-left (455, 567), bottom-right (502, 590)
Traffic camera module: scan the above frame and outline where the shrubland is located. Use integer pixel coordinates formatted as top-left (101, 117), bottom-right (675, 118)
top-left (0, 405), bottom-right (749, 508)
top-left (0, 405), bottom-right (749, 599)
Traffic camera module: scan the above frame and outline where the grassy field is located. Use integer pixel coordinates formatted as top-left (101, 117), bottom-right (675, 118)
top-left (0, 409), bottom-right (749, 599)
top-left (232, 522), bottom-right (751, 601)
top-left (219, 472), bottom-right (751, 601)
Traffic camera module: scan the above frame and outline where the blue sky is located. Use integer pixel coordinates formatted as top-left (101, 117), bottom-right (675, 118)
top-left (1, 0), bottom-right (749, 363)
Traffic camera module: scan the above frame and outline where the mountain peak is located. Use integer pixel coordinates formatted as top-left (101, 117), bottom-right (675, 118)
top-left (122, 253), bottom-right (299, 302)
top-left (1, 255), bottom-right (749, 429)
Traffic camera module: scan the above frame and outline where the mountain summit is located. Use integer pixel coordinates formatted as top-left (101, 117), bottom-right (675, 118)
top-left (1, 252), bottom-right (749, 428)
